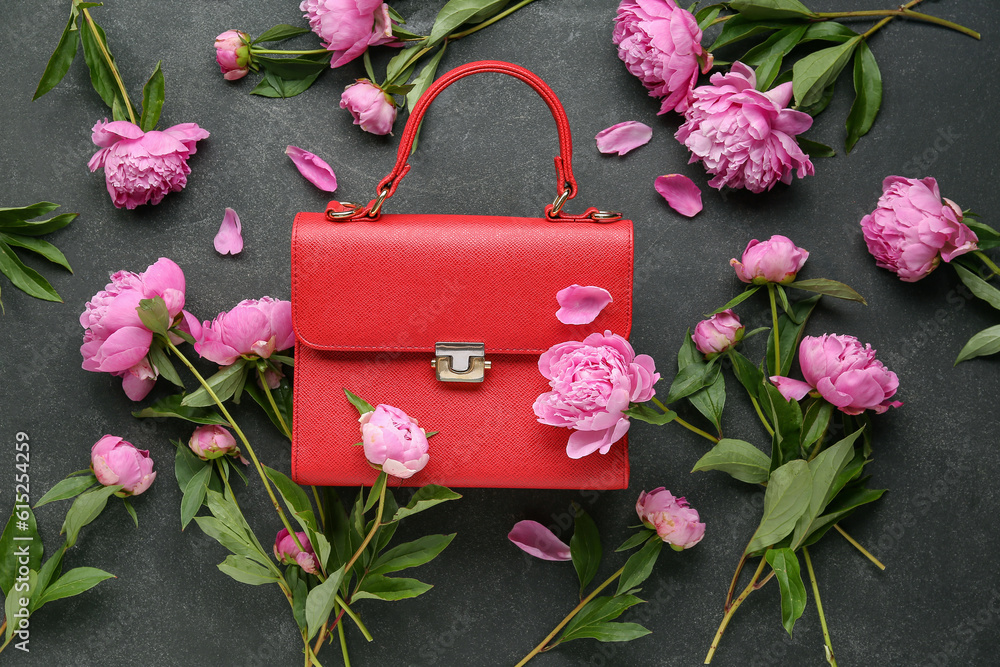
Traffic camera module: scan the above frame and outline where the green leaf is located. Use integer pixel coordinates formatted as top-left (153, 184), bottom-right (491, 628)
top-left (845, 41), bottom-right (881, 153)
top-left (122, 497), bottom-right (137, 527)
top-left (35, 473), bottom-right (97, 508)
top-left (61, 484), bottom-right (121, 548)
top-left (32, 548), bottom-right (66, 609)
top-left (322, 489), bottom-right (351, 568)
top-left (364, 472), bottom-right (388, 513)
top-left (255, 54), bottom-right (330, 79)
top-left (389, 485), bottom-right (462, 522)
top-left (666, 358), bottom-right (720, 403)
top-left (174, 440), bottom-right (208, 491)
top-left (963, 221), bottom-right (1000, 250)
top-left (362, 49), bottom-right (376, 81)
top-left (428, 0), bottom-right (510, 45)
top-left (560, 594), bottom-right (645, 640)
top-left (1, 213), bottom-right (78, 236)
top-left (692, 438), bottom-right (771, 484)
top-left (729, 0), bottom-right (816, 20)
top-left (344, 388), bottom-right (376, 416)
top-left (696, 4), bottom-right (724, 31)
top-left (264, 466), bottom-right (316, 533)
top-left (0, 242), bottom-right (62, 302)
top-left (33, 567), bottom-right (114, 609)
top-left (193, 516), bottom-right (271, 566)
top-left (243, 379), bottom-right (293, 438)
top-left (792, 37), bottom-right (861, 108)
top-left (250, 70), bottom-right (324, 99)
top-left (353, 574), bottom-right (433, 601)
top-left (709, 16), bottom-right (796, 51)
top-left (0, 505), bottom-right (42, 596)
top-left (139, 61), bottom-right (165, 132)
top-left (0, 233), bottom-right (71, 272)
top-left (787, 278), bottom-right (866, 304)
top-left (290, 571), bottom-right (308, 631)
top-left (133, 393), bottom-right (228, 425)
top-left (794, 136), bottom-right (835, 158)
top-left (800, 21), bottom-right (858, 44)
top-left (370, 534), bottom-right (456, 576)
top-left (146, 340), bottom-right (183, 388)
top-left (616, 539), bottom-right (662, 596)
top-left (111, 95), bottom-right (128, 122)
top-left (254, 24), bottom-right (311, 44)
top-left (955, 324), bottom-right (1000, 363)
top-left (385, 43), bottom-right (428, 83)
top-left (761, 381), bottom-right (803, 469)
top-left (136, 297), bottom-right (170, 337)
top-left (0, 202), bottom-right (61, 226)
top-left (404, 44), bottom-right (448, 153)
top-left (799, 400), bottom-right (833, 452)
top-left (954, 264), bottom-right (1000, 311)
top-left (790, 430), bottom-right (860, 548)
top-left (561, 621), bottom-right (651, 643)
top-left (745, 459), bottom-right (811, 554)
top-left (765, 548), bottom-right (807, 636)
top-left (205, 490), bottom-right (268, 555)
top-left (180, 464), bottom-right (212, 530)
top-left (616, 529), bottom-right (656, 552)
top-left (305, 566), bottom-right (345, 640)
top-left (774, 284), bottom-right (792, 316)
top-left (728, 349), bottom-right (765, 398)
top-left (5, 576), bottom-right (32, 643)
top-left (570, 508), bottom-right (602, 596)
top-left (217, 555), bottom-right (280, 586)
top-left (33, 5), bottom-right (82, 100)
top-left (623, 402), bottom-right (677, 425)
top-left (766, 294), bottom-right (821, 377)
top-left (688, 367), bottom-right (726, 434)
top-left (709, 286), bottom-right (760, 315)
top-left (182, 359), bottom-right (249, 407)
top-left (741, 24), bottom-right (808, 67)
top-left (79, 16), bottom-right (128, 113)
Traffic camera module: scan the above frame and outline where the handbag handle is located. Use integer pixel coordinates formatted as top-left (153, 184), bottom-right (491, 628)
top-left (330, 60), bottom-right (617, 222)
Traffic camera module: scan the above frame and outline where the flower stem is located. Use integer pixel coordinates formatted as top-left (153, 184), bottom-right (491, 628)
top-left (816, 8), bottom-right (979, 40)
top-left (803, 547), bottom-right (837, 666)
top-left (81, 9), bottom-right (137, 124)
top-left (514, 565), bottom-right (627, 667)
top-left (767, 284), bottom-right (781, 375)
top-left (337, 616), bottom-right (351, 667)
top-left (0, 620), bottom-right (10, 653)
top-left (705, 556), bottom-right (769, 663)
top-left (749, 394), bottom-right (775, 436)
top-left (258, 369), bottom-right (293, 440)
top-left (724, 552), bottom-right (748, 610)
top-left (974, 250), bottom-right (1000, 278)
top-left (343, 480), bottom-right (387, 575)
top-left (336, 594), bottom-right (373, 642)
top-left (251, 48), bottom-right (331, 55)
top-left (448, 0), bottom-right (540, 41)
top-left (650, 397), bottom-right (719, 443)
top-left (833, 524), bottom-right (885, 570)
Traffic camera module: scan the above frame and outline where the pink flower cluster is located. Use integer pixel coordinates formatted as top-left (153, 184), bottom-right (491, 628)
top-left (636, 487), bottom-right (705, 550)
top-left (692, 309), bottom-right (743, 357)
top-left (731, 235), bottom-right (809, 285)
top-left (274, 528), bottom-right (318, 574)
top-left (214, 30), bottom-right (251, 80)
top-left (91, 435), bottom-right (156, 496)
top-left (534, 331), bottom-right (659, 459)
top-left (360, 404), bottom-right (430, 479)
top-left (340, 80), bottom-right (397, 136)
top-left (300, 0), bottom-right (395, 68)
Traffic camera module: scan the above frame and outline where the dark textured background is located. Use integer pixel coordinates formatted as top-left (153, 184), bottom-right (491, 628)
top-left (1, 1), bottom-right (998, 665)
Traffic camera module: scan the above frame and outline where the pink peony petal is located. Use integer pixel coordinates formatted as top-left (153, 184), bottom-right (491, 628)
top-left (654, 174), bottom-right (703, 218)
top-left (285, 146), bottom-right (338, 192)
top-left (555, 284), bottom-right (613, 325)
top-left (595, 121), bottom-right (653, 156)
top-left (214, 208), bottom-right (244, 255)
top-left (769, 376), bottom-right (813, 402)
top-left (508, 520), bottom-right (571, 561)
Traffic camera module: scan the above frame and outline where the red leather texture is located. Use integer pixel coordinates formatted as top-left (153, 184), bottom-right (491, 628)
top-left (290, 61), bottom-right (635, 489)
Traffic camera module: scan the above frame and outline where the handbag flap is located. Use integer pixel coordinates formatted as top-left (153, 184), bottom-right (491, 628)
top-left (292, 212), bottom-right (633, 354)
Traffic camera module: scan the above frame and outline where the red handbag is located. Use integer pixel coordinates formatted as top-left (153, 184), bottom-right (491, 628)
top-left (291, 60), bottom-right (634, 489)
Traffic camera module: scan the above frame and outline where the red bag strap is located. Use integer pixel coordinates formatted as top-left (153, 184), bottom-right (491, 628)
top-left (329, 60), bottom-right (618, 221)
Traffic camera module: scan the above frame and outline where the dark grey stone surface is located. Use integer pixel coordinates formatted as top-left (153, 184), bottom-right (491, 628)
top-left (1, 1), bottom-right (998, 665)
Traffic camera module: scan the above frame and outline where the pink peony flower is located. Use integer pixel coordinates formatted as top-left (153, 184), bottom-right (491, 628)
top-left (340, 80), bottom-right (397, 135)
top-left (556, 285), bottom-right (613, 325)
top-left (730, 235), bottom-right (809, 285)
top-left (613, 0), bottom-right (713, 115)
top-left (300, 0), bottom-right (395, 68)
top-left (692, 309), bottom-right (744, 357)
top-left (861, 176), bottom-right (978, 282)
top-left (188, 425), bottom-right (245, 462)
top-left (285, 146), bottom-right (338, 192)
top-left (273, 528), bottom-right (318, 573)
top-left (508, 520), bottom-right (572, 561)
top-left (195, 297), bottom-right (293, 370)
top-left (770, 334), bottom-right (903, 415)
top-left (675, 63), bottom-right (814, 193)
top-left (359, 404), bottom-right (430, 479)
top-left (214, 30), bottom-right (251, 81)
top-left (636, 487), bottom-right (705, 550)
top-left (534, 331), bottom-right (660, 459)
top-left (91, 435), bottom-right (156, 496)
top-left (214, 207), bottom-right (243, 255)
top-left (595, 121), bottom-right (653, 155)
top-left (654, 173), bottom-right (703, 217)
top-left (80, 258), bottom-right (199, 401)
top-left (88, 119), bottom-right (209, 209)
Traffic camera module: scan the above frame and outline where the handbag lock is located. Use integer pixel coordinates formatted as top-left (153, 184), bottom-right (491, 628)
top-left (432, 342), bottom-right (491, 382)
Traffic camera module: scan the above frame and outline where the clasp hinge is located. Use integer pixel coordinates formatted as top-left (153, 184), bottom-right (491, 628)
top-left (431, 342), bottom-right (491, 382)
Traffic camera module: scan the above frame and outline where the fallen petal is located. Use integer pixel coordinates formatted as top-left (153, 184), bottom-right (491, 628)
top-left (655, 174), bottom-right (703, 218)
top-left (214, 207), bottom-right (243, 255)
top-left (285, 145), bottom-right (338, 192)
top-left (595, 121), bottom-right (653, 156)
top-left (556, 284), bottom-right (613, 325)
top-left (508, 520), bottom-right (571, 561)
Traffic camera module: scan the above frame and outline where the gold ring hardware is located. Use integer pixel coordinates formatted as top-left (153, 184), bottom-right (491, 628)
top-left (549, 189), bottom-right (571, 216)
top-left (368, 189), bottom-right (390, 217)
top-left (326, 202), bottom-right (362, 220)
top-left (590, 210), bottom-right (623, 221)
top-left (431, 342), bottom-right (490, 382)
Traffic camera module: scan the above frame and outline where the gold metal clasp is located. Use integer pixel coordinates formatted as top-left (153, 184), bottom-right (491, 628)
top-left (431, 342), bottom-right (490, 382)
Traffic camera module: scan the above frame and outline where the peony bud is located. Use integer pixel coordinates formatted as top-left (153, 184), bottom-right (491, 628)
top-left (692, 310), bottom-right (744, 358)
top-left (188, 425), bottom-right (243, 461)
top-left (635, 487), bottom-right (705, 551)
top-left (214, 30), bottom-right (252, 81)
top-left (273, 528), bottom-right (318, 574)
top-left (340, 80), bottom-right (397, 136)
top-left (360, 404), bottom-right (429, 479)
top-left (91, 435), bottom-right (156, 496)
top-left (730, 235), bottom-right (809, 285)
